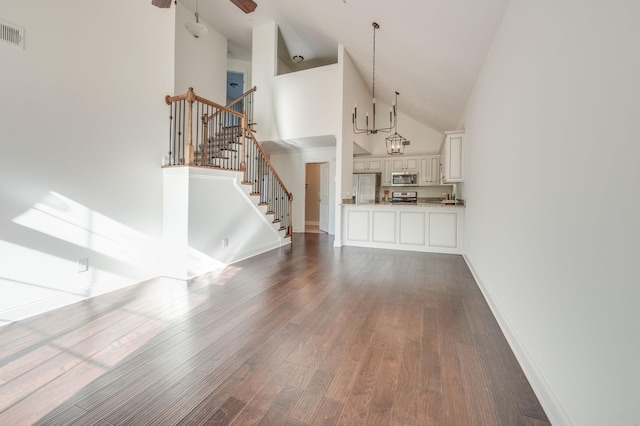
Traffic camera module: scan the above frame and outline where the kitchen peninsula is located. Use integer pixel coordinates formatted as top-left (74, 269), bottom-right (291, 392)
top-left (344, 131), bottom-right (466, 254)
top-left (341, 200), bottom-right (464, 255)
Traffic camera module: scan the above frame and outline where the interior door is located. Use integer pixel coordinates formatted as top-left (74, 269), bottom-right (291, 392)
top-left (319, 163), bottom-right (330, 233)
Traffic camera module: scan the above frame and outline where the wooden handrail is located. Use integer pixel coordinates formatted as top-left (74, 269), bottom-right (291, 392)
top-left (245, 127), bottom-right (292, 200)
top-left (227, 86), bottom-right (257, 109)
top-left (163, 86), bottom-right (292, 236)
top-left (165, 88), bottom-right (243, 119)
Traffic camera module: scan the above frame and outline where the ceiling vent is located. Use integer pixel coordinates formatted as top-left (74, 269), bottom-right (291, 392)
top-left (1, 19), bottom-right (24, 50)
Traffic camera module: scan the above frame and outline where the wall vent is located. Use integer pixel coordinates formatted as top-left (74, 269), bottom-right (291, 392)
top-left (1, 19), bottom-right (25, 49)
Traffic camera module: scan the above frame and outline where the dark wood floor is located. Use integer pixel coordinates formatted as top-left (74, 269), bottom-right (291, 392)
top-left (0, 233), bottom-right (549, 425)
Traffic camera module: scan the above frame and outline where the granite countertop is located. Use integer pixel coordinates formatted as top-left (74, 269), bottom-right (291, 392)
top-left (343, 198), bottom-right (465, 207)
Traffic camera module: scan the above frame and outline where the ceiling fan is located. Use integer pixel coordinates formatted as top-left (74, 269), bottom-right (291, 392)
top-left (151, 0), bottom-right (257, 14)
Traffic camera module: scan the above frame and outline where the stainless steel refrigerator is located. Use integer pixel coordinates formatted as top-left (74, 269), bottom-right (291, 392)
top-left (352, 173), bottom-right (380, 204)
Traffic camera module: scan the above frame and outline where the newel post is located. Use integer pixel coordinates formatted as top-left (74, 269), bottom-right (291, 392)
top-left (185, 87), bottom-right (196, 166)
top-left (240, 115), bottom-right (247, 182)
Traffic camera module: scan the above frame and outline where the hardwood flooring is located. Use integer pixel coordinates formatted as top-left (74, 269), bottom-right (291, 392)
top-left (0, 233), bottom-right (550, 425)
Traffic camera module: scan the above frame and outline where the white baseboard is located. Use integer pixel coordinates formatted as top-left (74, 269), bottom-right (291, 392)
top-left (0, 275), bottom-right (154, 328)
top-left (463, 255), bottom-right (573, 426)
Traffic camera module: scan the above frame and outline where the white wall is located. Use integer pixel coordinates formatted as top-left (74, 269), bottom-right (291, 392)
top-left (272, 65), bottom-right (340, 141)
top-left (252, 22), bottom-right (279, 142)
top-left (340, 46), bottom-right (370, 169)
top-left (0, 0), bottom-right (175, 325)
top-left (228, 58), bottom-right (252, 91)
top-left (174, 2), bottom-right (227, 102)
top-left (162, 168), bottom-right (287, 279)
top-left (364, 110), bottom-right (443, 156)
top-left (270, 148), bottom-right (337, 235)
top-left (252, 22), bottom-right (341, 143)
top-left (462, 1), bottom-right (640, 425)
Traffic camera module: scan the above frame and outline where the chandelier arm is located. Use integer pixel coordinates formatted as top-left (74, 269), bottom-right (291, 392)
top-left (351, 22), bottom-right (399, 136)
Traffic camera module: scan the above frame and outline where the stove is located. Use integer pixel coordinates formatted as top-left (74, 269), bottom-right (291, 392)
top-left (391, 191), bottom-right (417, 204)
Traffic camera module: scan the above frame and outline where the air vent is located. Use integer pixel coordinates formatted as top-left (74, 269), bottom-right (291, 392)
top-left (1, 19), bottom-right (24, 49)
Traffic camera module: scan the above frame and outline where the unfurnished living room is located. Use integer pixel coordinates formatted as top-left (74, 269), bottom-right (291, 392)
top-left (1, 1), bottom-right (639, 425)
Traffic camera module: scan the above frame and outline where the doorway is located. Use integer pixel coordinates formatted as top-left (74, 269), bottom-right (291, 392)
top-left (226, 71), bottom-right (244, 126)
top-left (305, 162), bottom-right (329, 233)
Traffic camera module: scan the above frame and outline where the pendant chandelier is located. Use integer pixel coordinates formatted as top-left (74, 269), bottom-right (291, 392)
top-left (185, 0), bottom-right (208, 39)
top-left (385, 92), bottom-right (410, 155)
top-left (352, 22), bottom-right (396, 135)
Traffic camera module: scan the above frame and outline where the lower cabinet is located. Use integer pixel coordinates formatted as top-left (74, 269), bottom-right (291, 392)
top-left (341, 205), bottom-right (464, 254)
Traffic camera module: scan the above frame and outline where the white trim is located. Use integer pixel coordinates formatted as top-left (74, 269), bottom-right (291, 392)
top-left (463, 255), bottom-right (573, 426)
top-left (0, 274), bottom-right (156, 327)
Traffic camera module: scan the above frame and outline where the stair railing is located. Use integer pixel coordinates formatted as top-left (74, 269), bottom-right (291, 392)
top-left (243, 127), bottom-right (292, 236)
top-left (165, 87), bottom-right (246, 169)
top-left (164, 87), bottom-right (292, 237)
top-left (226, 86), bottom-right (257, 131)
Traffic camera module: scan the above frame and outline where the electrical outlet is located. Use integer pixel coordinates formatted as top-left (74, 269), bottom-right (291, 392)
top-left (222, 238), bottom-right (228, 248)
top-left (77, 258), bottom-right (89, 273)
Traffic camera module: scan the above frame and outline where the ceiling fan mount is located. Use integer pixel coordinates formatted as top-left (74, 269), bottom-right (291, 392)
top-left (151, 0), bottom-right (257, 14)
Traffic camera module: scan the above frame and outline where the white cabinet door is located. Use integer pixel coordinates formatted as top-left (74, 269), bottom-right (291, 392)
top-left (391, 157), bottom-right (419, 172)
top-left (353, 159), bottom-right (367, 172)
top-left (354, 158), bottom-right (383, 172)
top-left (429, 212), bottom-right (457, 248)
top-left (419, 155), bottom-right (441, 184)
top-left (391, 158), bottom-right (404, 171)
top-left (442, 131), bottom-right (464, 182)
top-left (382, 159), bottom-right (392, 186)
top-left (405, 158), bottom-right (419, 171)
top-left (367, 159), bottom-right (383, 172)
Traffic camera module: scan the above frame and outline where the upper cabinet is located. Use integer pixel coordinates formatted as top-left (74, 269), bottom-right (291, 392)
top-left (441, 131), bottom-right (465, 182)
top-left (420, 155), bottom-right (441, 184)
top-left (354, 158), bottom-right (383, 173)
top-left (382, 159), bottom-right (392, 186)
top-left (391, 157), bottom-right (419, 172)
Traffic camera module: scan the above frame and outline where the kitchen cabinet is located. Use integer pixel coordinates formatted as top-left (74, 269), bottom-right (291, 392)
top-left (341, 204), bottom-right (464, 255)
top-left (441, 131), bottom-right (464, 182)
top-left (419, 155), bottom-right (441, 184)
top-left (354, 158), bottom-right (383, 173)
top-left (381, 159), bottom-right (392, 186)
top-left (391, 157), bottom-right (419, 172)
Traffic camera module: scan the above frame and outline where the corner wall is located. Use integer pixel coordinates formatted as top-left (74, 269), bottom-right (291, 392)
top-left (0, 0), bottom-right (175, 325)
top-left (462, 1), bottom-right (640, 424)
top-left (269, 148), bottom-right (337, 234)
top-left (174, 2), bottom-right (227, 102)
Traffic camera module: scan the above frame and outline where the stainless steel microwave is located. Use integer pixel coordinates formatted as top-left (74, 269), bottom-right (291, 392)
top-left (391, 172), bottom-right (418, 186)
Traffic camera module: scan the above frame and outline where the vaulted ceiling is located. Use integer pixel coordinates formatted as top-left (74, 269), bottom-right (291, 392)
top-left (181, 0), bottom-right (510, 132)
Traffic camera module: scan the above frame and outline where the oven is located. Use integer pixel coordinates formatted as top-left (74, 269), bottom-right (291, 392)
top-left (391, 191), bottom-right (418, 204)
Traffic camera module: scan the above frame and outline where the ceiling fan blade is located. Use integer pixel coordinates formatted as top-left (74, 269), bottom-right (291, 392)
top-left (230, 0), bottom-right (257, 14)
top-left (151, 0), bottom-right (173, 8)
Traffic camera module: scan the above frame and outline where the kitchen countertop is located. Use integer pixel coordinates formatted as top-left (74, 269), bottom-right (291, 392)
top-left (342, 201), bottom-right (465, 208)
top-left (342, 197), bottom-right (463, 207)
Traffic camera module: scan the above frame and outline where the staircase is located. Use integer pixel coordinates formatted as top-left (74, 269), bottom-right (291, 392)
top-left (163, 87), bottom-right (292, 246)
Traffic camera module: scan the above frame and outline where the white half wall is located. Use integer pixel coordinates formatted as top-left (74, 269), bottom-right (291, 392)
top-left (162, 167), bottom-right (289, 279)
top-left (252, 22), bottom-right (341, 143)
top-left (0, 0), bottom-right (175, 326)
top-left (462, 1), bottom-right (640, 425)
